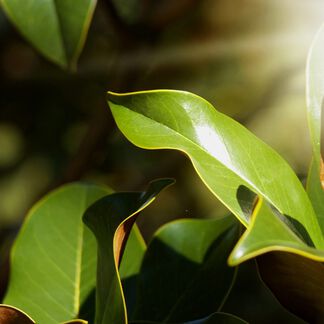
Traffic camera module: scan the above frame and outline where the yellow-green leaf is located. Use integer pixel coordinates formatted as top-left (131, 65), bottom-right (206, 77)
top-left (4, 183), bottom-right (112, 323)
top-left (83, 179), bottom-right (174, 324)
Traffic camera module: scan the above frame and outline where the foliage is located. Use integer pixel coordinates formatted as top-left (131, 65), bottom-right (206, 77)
top-left (0, 0), bottom-right (97, 69)
top-left (0, 1), bottom-right (324, 324)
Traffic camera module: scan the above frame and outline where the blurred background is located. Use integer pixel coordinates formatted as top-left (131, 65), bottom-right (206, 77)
top-left (1, 0), bottom-right (324, 290)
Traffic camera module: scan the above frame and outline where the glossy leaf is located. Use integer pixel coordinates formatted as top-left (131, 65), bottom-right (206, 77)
top-left (107, 90), bottom-right (324, 264)
top-left (4, 183), bottom-right (112, 324)
top-left (119, 225), bottom-right (146, 280)
top-left (133, 216), bottom-right (239, 322)
top-left (83, 179), bottom-right (174, 324)
top-left (0, 0), bottom-right (97, 68)
top-left (307, 160), bottom-right (324, 231)
top-left (0, 305), bottom-right (35, 324)
top-left (258, 252), bottom-right (324, 323)
top-left (111, 0), bottom-right (140, 24)
top-left (186, 312), bottom-right (248, 324)
top-left (306, 23), bottom-right (324, 232)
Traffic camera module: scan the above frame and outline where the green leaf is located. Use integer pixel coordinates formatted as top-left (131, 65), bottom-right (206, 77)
top-left (0, 0), bottom-right (97, 68)
top-left (0, 304), bottom-right (35, 323)
top-left (306, 23), bottom-right (324, 232)
top-left (120, 226), bottom-right (147, 319)
top-left (133, 216), bottom-right (239, 323)
top-left (78, 225), bottom-right (146, 324)
top-left (307, 160), bottom-right (324, 231)
top-left (4, 183), bottom-right (112, 324)
top-left (120, 225), bottom-right (146, 280)
top-left (83, 179), bottom-right (174, 324)
top-left (107, 90), bottom-right (324, 264)
top-left (130, 312), bottom-right (248, 324)
top-left (228, 197), bottom-right (324, 265)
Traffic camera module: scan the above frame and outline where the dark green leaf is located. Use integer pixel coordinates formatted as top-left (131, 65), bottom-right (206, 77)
top-left (0, 0), bottom-right (97, 68)
top-left (306, 23), bottom-right (324, 232)
top-left (258, 252), bottom-right (324, 323)
top-left (4, 183), bottom-right (111, 323)
top-left (78, 225), bottom-right (146, 324)
top-left (83, 179), bottom-right (174, 324)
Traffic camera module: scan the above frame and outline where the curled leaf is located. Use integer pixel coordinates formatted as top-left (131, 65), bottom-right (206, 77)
top-left (0, 304), bottom-right (35, 324)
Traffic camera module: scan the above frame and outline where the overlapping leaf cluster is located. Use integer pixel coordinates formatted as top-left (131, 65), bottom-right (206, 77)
top-left (0, 179), bottom-right (303, 323)
top-left (1, 1), bottom-right (324, 321)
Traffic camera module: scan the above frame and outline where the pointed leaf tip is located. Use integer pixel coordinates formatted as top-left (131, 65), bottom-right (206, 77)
top-left (0, 305), bottom-right (35, 324)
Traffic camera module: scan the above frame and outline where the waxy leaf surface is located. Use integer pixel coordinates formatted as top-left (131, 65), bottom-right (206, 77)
top-left (107, 90), bottom-right (324, 264)
top-left (4, 183), bottom-right (111, 324)
top-left (0, 0), bottom-right (96, 68)
top-left (83, 179), bottom-right (174, 324)
top-left (0, 305), bottom-right (35, 324)
top-left (185, 312), bottom-right (248, 324)
top-left (258, 252), bottom-right (324, 323)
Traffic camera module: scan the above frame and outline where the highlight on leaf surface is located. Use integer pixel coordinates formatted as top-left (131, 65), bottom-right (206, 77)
top-left (107, 89), bottom-right (324, 265)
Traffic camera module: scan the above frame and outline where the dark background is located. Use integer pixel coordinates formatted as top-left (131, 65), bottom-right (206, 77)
top-left (0, 0), bottom-right (324, 261)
